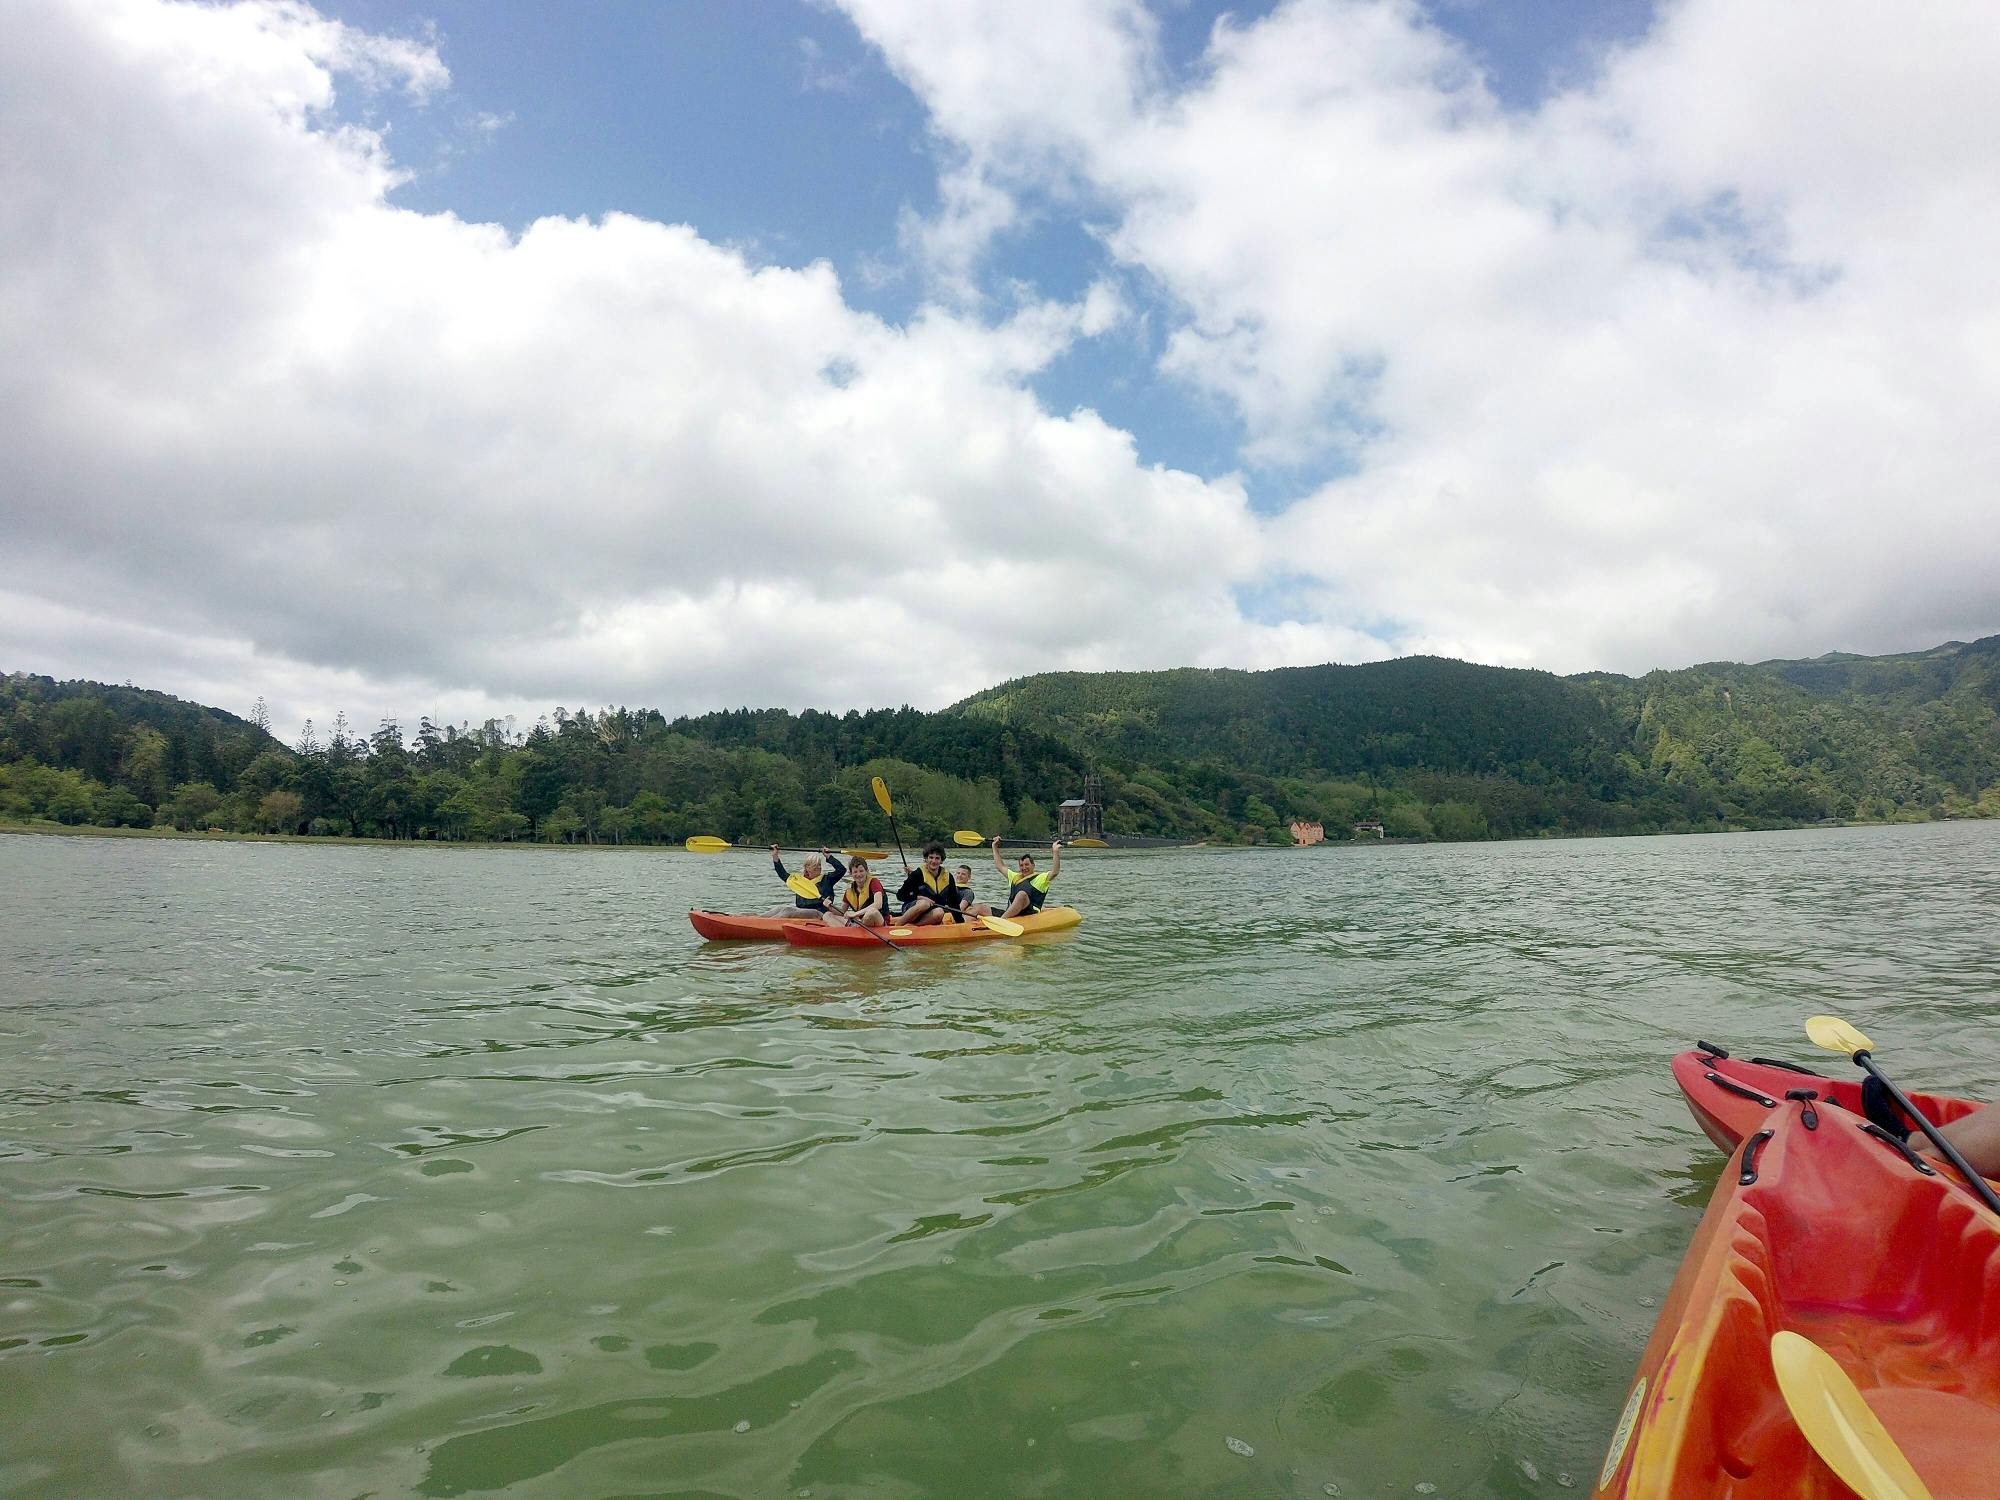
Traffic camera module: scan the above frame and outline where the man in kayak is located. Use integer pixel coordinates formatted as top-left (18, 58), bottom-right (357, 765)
top-left (895, 843), bottom-right (965, 925)
top-left (823, 857), bottom-right (888, 927)
top-left (992, 838), bottom-right (1061, 918)
top-left (769, 845), bottom-right (843, 916)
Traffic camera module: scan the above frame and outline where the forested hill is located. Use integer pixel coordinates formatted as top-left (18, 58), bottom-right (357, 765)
top-left (951, 656), bottom-right (1628, 779)
top-left (2, 635), bottom-right (1997, 845)
top-left (948, 636), bottom-right (2000, 834)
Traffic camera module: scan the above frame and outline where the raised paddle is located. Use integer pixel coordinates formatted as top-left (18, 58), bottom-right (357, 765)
top-left (957, 829), bottom-right (1106, 850)
top-left (684, 836), bottom-right (888, 858)
top-left (1769, 1331), bottom-right (1935, 1500)
top-left (1805, 1015), bottom-right (2000, 1217)
top-left (871, 776), bottom-right (909, 870)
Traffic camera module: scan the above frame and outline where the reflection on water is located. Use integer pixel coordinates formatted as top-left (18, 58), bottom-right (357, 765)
top-left (3, 824), bottom-right (1997, 1497)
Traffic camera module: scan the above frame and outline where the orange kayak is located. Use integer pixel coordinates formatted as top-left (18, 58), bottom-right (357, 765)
top-left (1672, 1041), bottom-right (1979, 1153)
top-left (1598, 1095), bottom-right (2000, 1498)
top-left (688, 911), bottom-right (801, 941)
top-left (781, 906), bottom-right (1082, 947)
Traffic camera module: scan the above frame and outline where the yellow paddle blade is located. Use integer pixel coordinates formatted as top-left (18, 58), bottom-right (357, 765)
top-left (684, 835), bottom-right (732, 853)
top-left (1770, 1332), bottom-right (1934, 1500)
top-left (840, 848), bottom-right (888, 860)
top-left (1069, 837), bottom-right (1108, 848)
top-left (1807, 1014), bottom-right (1874, 1056)
top-left (785, 873), bottom-right (822, 901)
top-left (952, 830), bottom-right (986, 847)
top-left (976, 914), bottom-right (1025, 937)
top-left (871, 776), bottom-right (893, 815)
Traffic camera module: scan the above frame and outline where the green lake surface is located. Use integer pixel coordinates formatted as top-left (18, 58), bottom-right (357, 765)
top-left (4, 823), bottom-right (1997, 1498)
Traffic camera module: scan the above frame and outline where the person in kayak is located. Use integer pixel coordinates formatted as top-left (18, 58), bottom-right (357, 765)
top-left (823, 857), bottom-right (888, 927)
top-left (954, 863), bottom-right (994, 918)
top-left (992, 838), bottom-right (1061, 918)
top-left (769, 845), bottom-right (843, 916)
top-left (1865, 1077), bottom-right (2000, 1177)
top-left (895, 843), bottom-right (965, 924)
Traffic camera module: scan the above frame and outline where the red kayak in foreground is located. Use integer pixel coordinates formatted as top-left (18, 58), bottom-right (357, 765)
top-left (782, 906), bottom-right (1082, 947)
top-left (1671, 1041), bottom-right (1980, 1152)
top-left (1597, 1093), bottom-right (2000, 1498)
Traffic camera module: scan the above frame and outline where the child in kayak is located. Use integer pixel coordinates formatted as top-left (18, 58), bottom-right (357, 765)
top-left (895, 843), bottom-right (965, 925)
top-left (992, 838), bottom-right (1061, 918)
top-left (769, 845), bottom-right (843, 916)
top-left (954, 864), bottom-right (993, 918)
top-left (824, 858), bottom-right (888, 927)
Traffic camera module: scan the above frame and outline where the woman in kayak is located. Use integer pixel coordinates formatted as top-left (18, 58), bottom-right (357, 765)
top-left (895, 843), bottom-right (965, 925)
top-left (769, 845), bottom-right (843, 916)
top-left (823, 858), bottom-right (888, 927)
top-left (992, 838), bottom-right (1061, 918)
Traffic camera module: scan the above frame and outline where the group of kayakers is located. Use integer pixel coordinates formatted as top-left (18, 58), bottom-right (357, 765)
top-left (769, 838), bottom-right (1062, 928)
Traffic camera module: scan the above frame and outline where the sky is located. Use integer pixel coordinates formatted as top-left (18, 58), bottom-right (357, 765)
top-left (4, 0), bottom-right (1998, 742)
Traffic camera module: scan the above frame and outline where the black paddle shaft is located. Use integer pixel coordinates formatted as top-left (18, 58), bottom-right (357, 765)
top-left (1857, 1050), bottom-right (2000, 1217)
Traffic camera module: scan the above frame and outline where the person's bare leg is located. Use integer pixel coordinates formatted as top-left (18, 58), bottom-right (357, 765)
top-left (1915, 1105), bottom-right (2000, 1179)
top-left (1003, 892), bottom-right (1031, 919)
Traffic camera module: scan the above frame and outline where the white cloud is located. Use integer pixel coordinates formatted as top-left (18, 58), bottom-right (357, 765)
top-left (8, 0), bottom-right (1997, 745)
top-left (836, 0), bottom-right (2000, 671)
top-left (0, 0), bottom-right (1327, 736)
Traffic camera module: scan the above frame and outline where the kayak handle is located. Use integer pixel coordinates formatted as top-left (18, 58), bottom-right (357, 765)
top-left (1695, 1039), bottom-right (1730, 1060)
top-left (1784, 1089), bottom-right (1819, 1130)
top-left (1750, 1056), bottom-right (1819, 1076)
top-left (1705, 1072), bottom-right (1779, 1110)
top-left (1740, 1128), bottom-right (1774, 1185)
top-left (1859, 1121), bottom-right (1937, 1176)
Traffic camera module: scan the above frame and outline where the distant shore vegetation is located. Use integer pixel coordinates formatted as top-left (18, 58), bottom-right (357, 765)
top-left (3, 638), bottom-right (1997, 850)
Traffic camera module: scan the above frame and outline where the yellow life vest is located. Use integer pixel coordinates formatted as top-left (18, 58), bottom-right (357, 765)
top-left (917, 866), bottom-right (952, 896)
top-left (844, 879), bottom-right (876, 910)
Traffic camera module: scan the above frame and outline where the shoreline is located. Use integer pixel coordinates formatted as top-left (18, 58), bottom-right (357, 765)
top-left (1, 813), bottom-right (1962, 854)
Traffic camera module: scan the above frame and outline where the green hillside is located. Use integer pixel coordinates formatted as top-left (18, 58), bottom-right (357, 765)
top-left (950, 637), bottom-right (2000, 836)
top-left (3, 636), bottom-right (1997, 846)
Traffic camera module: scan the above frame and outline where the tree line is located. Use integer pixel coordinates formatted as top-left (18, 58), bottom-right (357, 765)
top-left (4, 641), bottom-right (1998, 849)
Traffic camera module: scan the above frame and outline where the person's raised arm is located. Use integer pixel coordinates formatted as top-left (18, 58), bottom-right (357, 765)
top-left (991, 836), bottom-right (1007, 877)
top-left (824, 849), bottom-right (846, 884)
top-left (771, 845), bottom-right (788, 882)
top-left (1049, 840), bottom-right (1062, 879)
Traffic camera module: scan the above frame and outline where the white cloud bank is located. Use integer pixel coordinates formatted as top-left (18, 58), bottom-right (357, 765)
top-left (3, 0), bottom-right (1998, 738)
top-left (842, 0), bottom-right (2000, 669)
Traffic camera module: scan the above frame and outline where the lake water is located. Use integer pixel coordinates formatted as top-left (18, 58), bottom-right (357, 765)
top-left (4, 823), bottom-right (1997, 1499)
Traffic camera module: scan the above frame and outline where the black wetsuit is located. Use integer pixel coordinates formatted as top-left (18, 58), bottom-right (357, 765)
top-left (773, 852), bottom-right (845, 910)
top-left (896, 865), bottom-right (964, 918)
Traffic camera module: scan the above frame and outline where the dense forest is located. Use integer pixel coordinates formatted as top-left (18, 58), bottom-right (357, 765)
top-left (3, 635), bottom-right (1998, 846)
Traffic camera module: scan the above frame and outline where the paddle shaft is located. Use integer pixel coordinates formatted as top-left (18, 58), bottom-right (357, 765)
top-left (845, 917), bottom-right (902, 953)
top-left (1857, 1050), bottom-right (2000, 1216)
